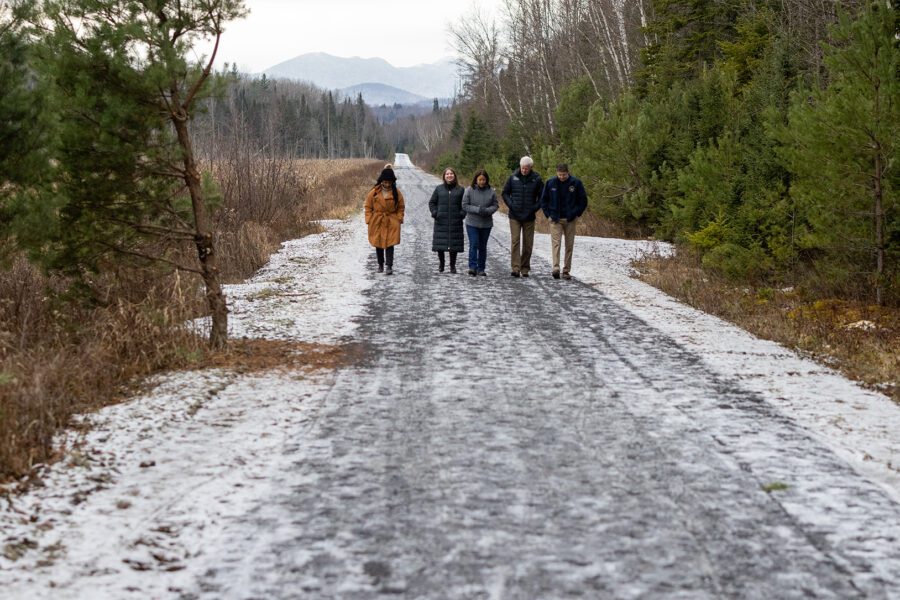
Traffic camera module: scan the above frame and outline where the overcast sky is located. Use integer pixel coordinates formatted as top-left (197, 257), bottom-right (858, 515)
top-left (197, 0), bottom-right (504, 73)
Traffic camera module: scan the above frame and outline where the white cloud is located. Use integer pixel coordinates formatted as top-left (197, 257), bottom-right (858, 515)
top-left (194, 0), bottom-right (504, 73)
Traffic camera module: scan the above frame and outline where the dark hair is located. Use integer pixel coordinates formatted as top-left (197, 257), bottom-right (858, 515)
top-left (374, 175), bottom-right (400, 209)
top-left (377, 167), bottom-right (397, 183)
top-left (471, 169), bottom-right (491, 188)
top-left (556, 163), bottom-right (569, 173)
top-left (443, 167), bottom-right (458, 188)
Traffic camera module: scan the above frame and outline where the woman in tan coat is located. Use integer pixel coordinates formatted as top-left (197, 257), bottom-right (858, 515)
top-left (364, 165), bottom-right (405, 275)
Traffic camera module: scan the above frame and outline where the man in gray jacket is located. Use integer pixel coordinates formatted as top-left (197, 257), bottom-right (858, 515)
top-left (501, 156), bottom-right (543, 277)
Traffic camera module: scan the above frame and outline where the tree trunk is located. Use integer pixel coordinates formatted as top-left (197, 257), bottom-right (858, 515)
top-left (874, 142), bottom-right (884, 306)
top-left (172, 111), bottom-right (229, 347)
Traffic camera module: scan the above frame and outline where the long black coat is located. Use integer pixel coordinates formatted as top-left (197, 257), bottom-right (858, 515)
top-left (429, 183), bottom-right (466, 252)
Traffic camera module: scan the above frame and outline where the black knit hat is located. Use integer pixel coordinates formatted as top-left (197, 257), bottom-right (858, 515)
top-left (377, 167), bottom-right (397, 183)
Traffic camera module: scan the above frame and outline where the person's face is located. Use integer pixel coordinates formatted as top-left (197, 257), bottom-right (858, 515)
top-left (381, 180), bottom-right (392, 189)
top-left (476, 175), bottom-right (488, 188)
top-left (557, 170), bottom-right (569, 182)
top-left (520, 164), bottom-right (532, 175)
top-left (444, 170), bottom-right (456, 184)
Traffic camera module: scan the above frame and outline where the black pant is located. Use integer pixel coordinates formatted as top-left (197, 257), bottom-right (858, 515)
top-left (437, 251), bottom-right (457, 268)
top-left (376, 246), bottom-right (394, 266)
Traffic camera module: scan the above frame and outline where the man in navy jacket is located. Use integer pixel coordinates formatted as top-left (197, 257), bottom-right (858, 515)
top-left (540, 163), bottom-right (588, 280)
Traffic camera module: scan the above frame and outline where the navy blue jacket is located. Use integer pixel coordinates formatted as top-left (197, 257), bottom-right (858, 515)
top-left (501, 169), bottom-right (543, 222)
top-left (540, 175), bottom-right (588, 222)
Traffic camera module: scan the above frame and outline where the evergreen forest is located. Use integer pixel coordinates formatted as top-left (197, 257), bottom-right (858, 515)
top-left (404, 0), bottom-right (898, 306)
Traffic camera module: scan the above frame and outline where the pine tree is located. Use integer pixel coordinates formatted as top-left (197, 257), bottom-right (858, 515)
top-left (450, 111), bottom-right (464, 141)
top-left (573, 93), bottom-right (670, 225)
top-left (778, 3), bottom-right (899, 304)
top-left (39, 0), bottom-right (247, 346)
top-left (0, 2), bottom-right (55, 257)
top-left (638, 0), bottom-right (742, 92)
top-left (555, 77), bottom-right (599, 156)
top-left (459, 112), bottom-right (495, 175)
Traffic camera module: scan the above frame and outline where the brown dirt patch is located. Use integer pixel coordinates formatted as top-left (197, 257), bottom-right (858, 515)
top-left (193, 338), bottom-right (366, 375)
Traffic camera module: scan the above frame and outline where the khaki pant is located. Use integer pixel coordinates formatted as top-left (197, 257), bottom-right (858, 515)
top-left (550, 218), bottom-right (577, 274)
top-left (509, 218), bottom-right (535, 274)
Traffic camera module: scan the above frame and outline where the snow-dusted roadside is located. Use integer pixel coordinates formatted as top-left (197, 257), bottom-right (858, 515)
top-left (0, 217), bottom-right (373, 598)
top-left (195, 214), bottom-right (374, 343)
top-left (494, 213), bottom-right (900, 502)
top-left (1, 371), bottom-right (334, 598)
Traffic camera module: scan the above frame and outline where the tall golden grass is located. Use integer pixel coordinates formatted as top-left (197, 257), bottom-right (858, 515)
top-left (213, 159), bottom-right (382, 282)
top-left (0, 158), bottom-right (382, 482)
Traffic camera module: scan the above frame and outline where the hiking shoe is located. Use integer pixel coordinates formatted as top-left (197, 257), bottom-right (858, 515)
top-left (478, 271), bottom-right (487, 276)
top-left (562, 272), bottom-right (572, 280)
top-left (450, 266), bottom-right (457, 274)
top-left (377, 265), bottom-right (384, 273)
top-left (521, 272), bottom-right (529, 278)
top-left (552, 271), bottom-right (560, 279)
top-left (467, 269), bottom-right (476, 276)
top-left (438, 264), bottom-right (445, 273)
top-left (510, 271), bottom-right (520, 277)
top-left (385, 266), bottom-right (393, 275)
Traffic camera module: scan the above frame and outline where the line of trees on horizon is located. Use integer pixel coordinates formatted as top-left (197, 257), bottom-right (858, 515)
top-left (399, 0), bottom-right (897, 306)
top-left (195, 69), bottom-right (391, 161)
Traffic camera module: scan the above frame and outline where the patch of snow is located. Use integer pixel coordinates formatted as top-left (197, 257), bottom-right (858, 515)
top-left (0, 369), bottom-right (335, 598)
top-left (845, 320), bottom-right (878, 332)
top-left (194, 214), bottom-right (372, 343)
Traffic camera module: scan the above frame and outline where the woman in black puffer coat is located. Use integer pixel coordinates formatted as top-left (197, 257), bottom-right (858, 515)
top-left (429, 167), bottom-right (466, 273)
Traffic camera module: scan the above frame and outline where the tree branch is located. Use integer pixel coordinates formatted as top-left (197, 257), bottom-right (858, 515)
top-left (98, 241), bottom-right (202, 274)
top-left (182, 25), bottom-right (221, 109)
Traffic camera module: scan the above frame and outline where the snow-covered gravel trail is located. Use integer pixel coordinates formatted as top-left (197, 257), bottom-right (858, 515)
top-left (2, 157), bottom-right (900, 599)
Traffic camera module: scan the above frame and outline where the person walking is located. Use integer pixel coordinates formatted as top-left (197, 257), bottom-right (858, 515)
top-left (462, 169), bottom-right (499, 276)
top-left (540, 163), bottom-right (588, 280)
top-left (429, 167), bottom-right (466, 273)
top-left (364, 165), bottom-right (405, 275)
top-left (501, 156), bottom-right (543, 277)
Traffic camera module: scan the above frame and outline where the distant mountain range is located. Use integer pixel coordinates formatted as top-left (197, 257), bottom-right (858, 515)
top-left (263, 53), bottom-right (458, 105)
top-left (340, 83), bottom-right (429, 107)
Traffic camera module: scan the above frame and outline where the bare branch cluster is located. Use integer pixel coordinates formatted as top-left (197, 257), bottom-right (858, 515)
top-left (451, 0), bottom-right (650, 142)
